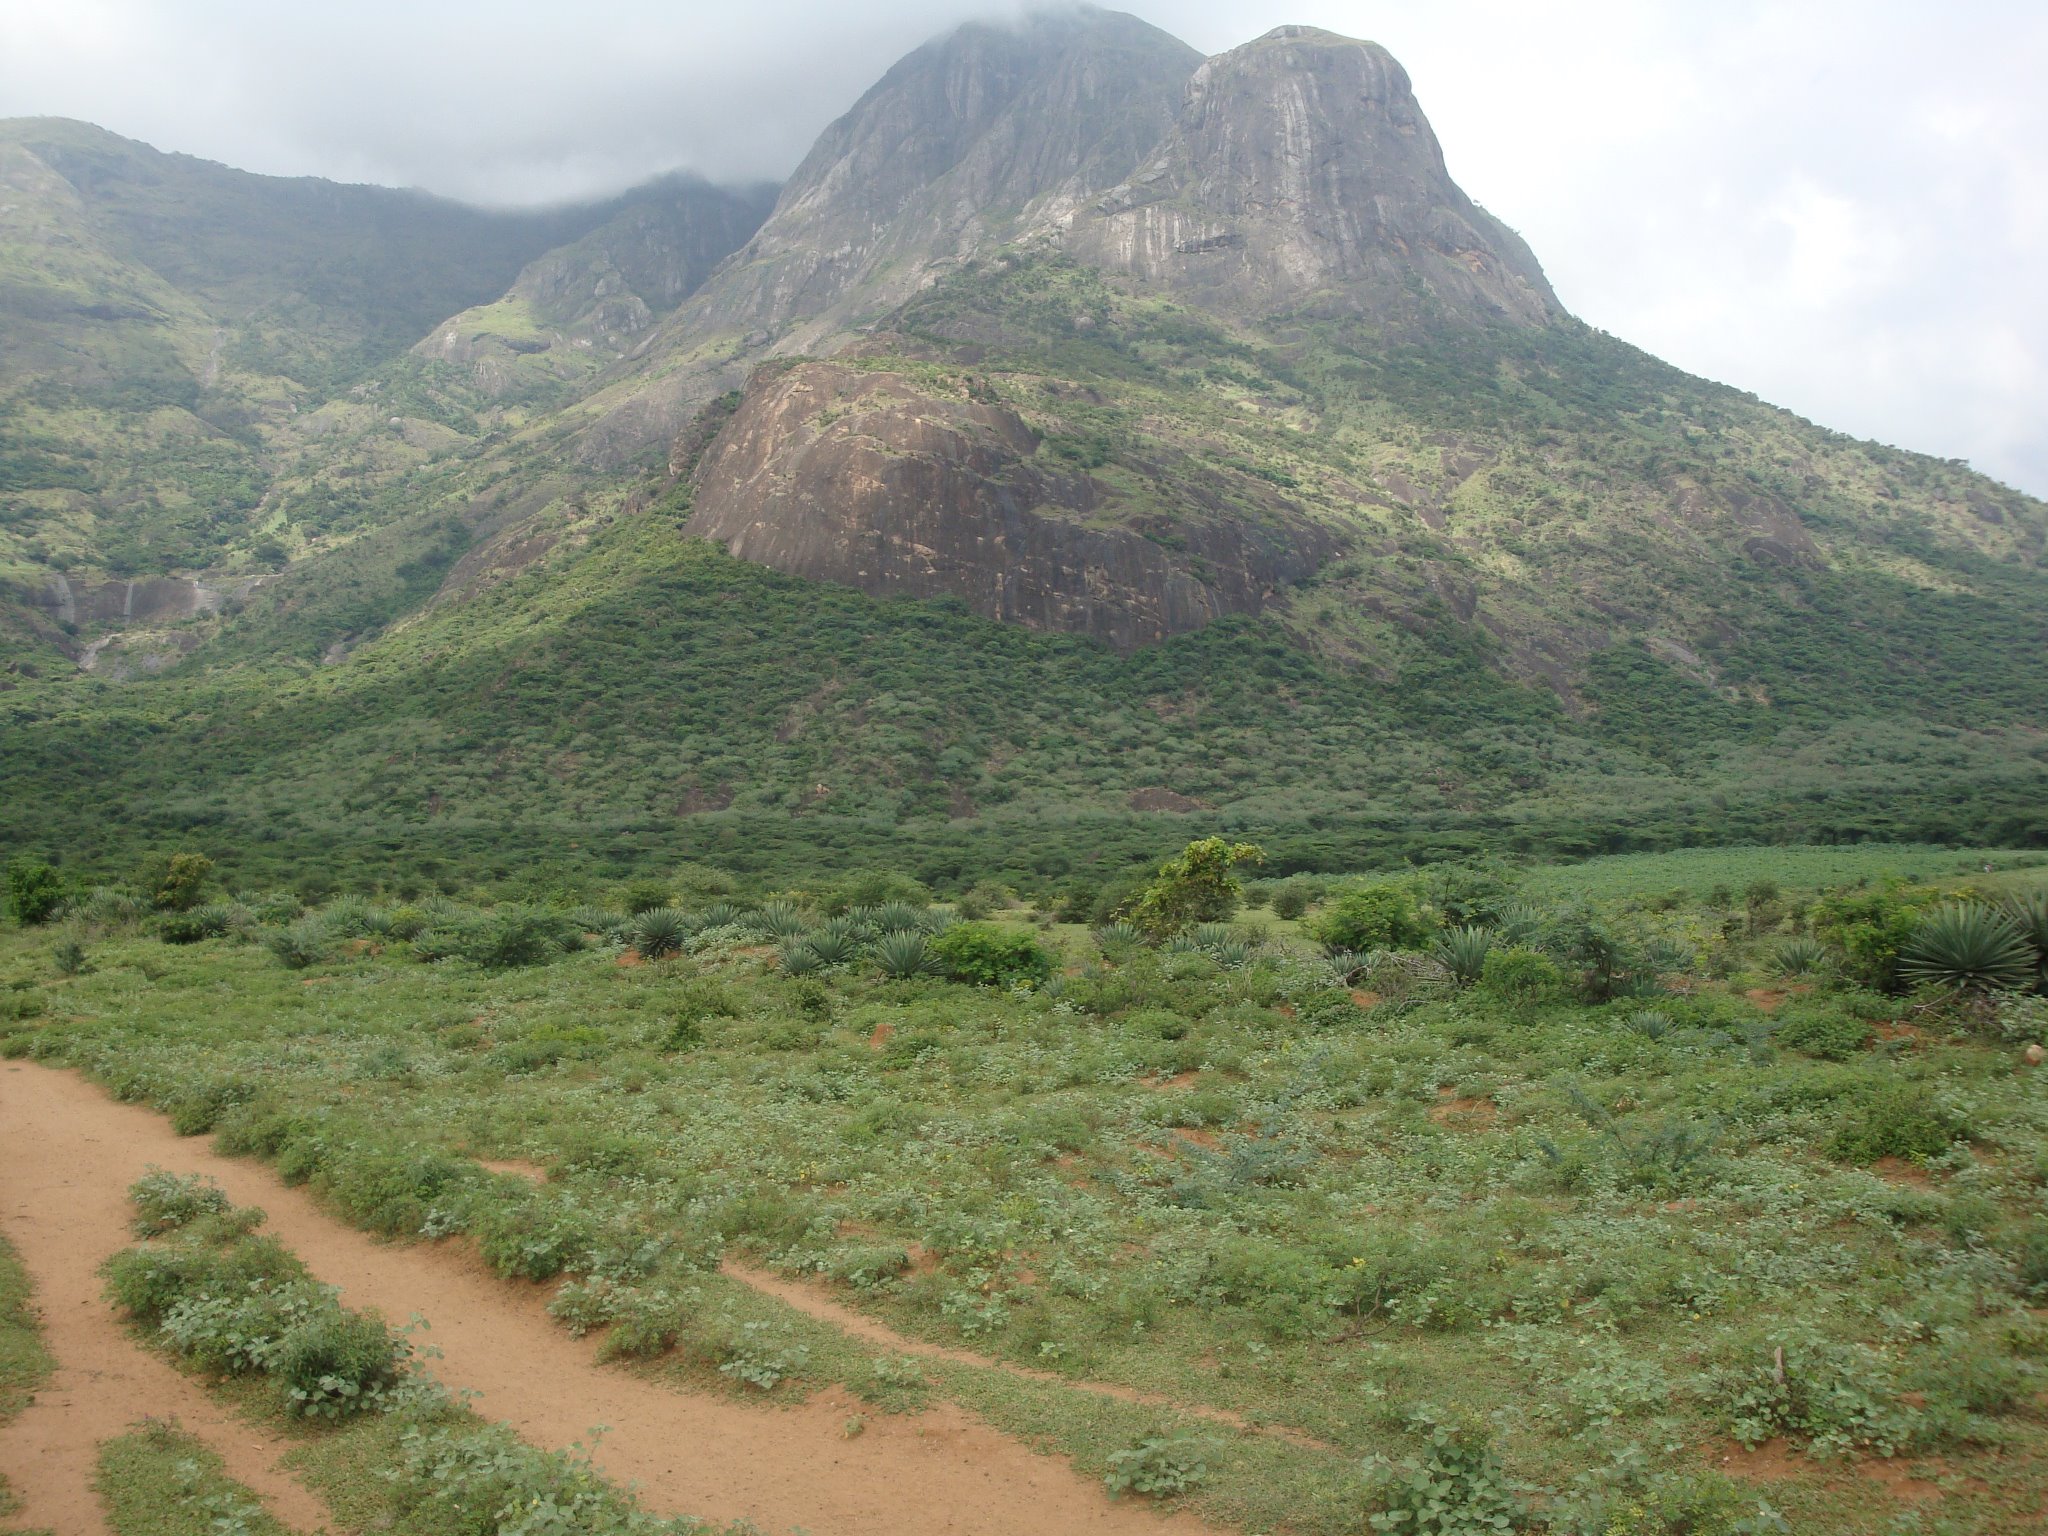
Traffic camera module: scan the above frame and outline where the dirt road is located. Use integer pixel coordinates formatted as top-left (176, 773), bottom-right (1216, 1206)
top-left (0, 1061), bottom-right (1222, 1536)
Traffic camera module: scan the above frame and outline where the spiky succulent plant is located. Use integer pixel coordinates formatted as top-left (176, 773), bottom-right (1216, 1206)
top-left (1434, 925), bottom-right (1494, 986)
top-left (632, 906), bottom-right (690, 960)
top-left (875, 930), bottom-right (935, 979)
top-left (1769, 937), bottom-right (1832, 979)
top-left (1897, 903), bottom-right (2034, 994)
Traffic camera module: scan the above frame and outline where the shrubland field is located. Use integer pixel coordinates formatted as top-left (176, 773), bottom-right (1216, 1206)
top-left (3, 841), bottom-right (2046, 1534)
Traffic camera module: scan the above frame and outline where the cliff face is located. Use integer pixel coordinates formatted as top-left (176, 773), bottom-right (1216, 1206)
top-left (570, 9), bottom-right (1201, 466)
top-left (682, 362), bottom-right (1334, 650)
top-left (1053, 27), bottom-right (1558, 325)
top-left (670, 9), bottom-right (1200, 350)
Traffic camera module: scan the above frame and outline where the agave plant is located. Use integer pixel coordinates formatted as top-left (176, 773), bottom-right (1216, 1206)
top-left (757, 900), bottom-right (809, 938)
top-left (804, 926), bottom-right (864, 966)
top-left (1093, 921), bottom-right (1143, 956)
top-left (874, 930), bottom-right (935, 979)
top-left (1209, 940), bottom-right (1256, 971)
top-left (697, 901), bottom-right (747, 931)
top-left (778, 941), bottom-right (823, 976)
top-left (871, 901), bottom-right (926, 934)
top-left (1769, 936), bottom-right (1832, 979)
top-left (632, 906), bottom-right (690, 960)
top-left (1620, 1009), bottom-right (1676, 1040)
top-left (1190, 922), bottom-right (1241, 951)
top-left (322, 893), bottom-right (391, 938)
top-left (566, 904), bottom-right (626, 942)
top-left (73, 887), bottom-right (145, 931)
top-left (1492, 903), bottom-right (1548, 946)
top-left (2002, 894), bottom-right (2048, 978)
top-left (263, 920), bottom-right (329, 971)
top-left (1434, 925), bottom-right (1494, 987)
top-left (918, 908), bottom-right (958, 936)
top-left (1897, 903), bottom-right (2035, 993)
top-left (1325, 949), bottom-right (1368, 984)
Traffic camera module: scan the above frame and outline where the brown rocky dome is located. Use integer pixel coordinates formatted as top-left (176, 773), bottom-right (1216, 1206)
top-left (1054, 25), bottom-right (1560, 326)
top-left (682, 362), bottom-right (1335, 651)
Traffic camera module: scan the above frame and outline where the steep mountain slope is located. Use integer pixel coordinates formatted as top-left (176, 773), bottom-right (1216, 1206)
top-left (414, 175), bottom-right (778, 403)
top-left (567, 7), bottom-right (1203, 466)
top-left (0, 9), bottom-right (2043, 889)
top-left (0, 119), bottom-right (770, 667)
top-left (1053, 26), bottom-right (1558, 326)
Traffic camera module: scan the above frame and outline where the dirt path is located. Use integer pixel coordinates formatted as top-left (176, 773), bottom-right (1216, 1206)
top-left (0, 1074), bottom-right (334, 1535)
top-left (0, 1063), bottom-right (1224, 1536)
top-left (724, 1261), bottom-right (1333, 1451)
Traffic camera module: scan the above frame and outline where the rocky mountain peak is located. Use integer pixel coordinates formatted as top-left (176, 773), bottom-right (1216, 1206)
top-left (667, 6), bottom-right (1201, 351)
top-left (1054, 23), bottom-right (1560, 326)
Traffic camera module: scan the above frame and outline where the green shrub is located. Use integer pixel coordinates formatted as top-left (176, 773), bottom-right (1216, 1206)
top-left (1311, 881), bottom-right (1434, 953)
top-left (927, 923), bottom-right (1053, 987)
top-left (1103, 1434), bottom-right (1208, 1500)
top-left (620, 879), bottom-right (673, 915)
top-left (1897, 903), bottom-right (2035, 994)
top-left (151, 852), bottom-right (215, 913)
top-left (1774, 1007), bottom-right (1871, 1061)
top-left (1705, 1333), bottom-right (1914, 1457)
top-left (1550, 1448), bottom-right (1787, 1536)
top-left (1826, 1084), bottom-right (1962, 1164)
top-left (1363, 1415), bottom-right (1527, 1535)
top-left (5, 859), bottom-right (63, 925)
top-left (458, 907), bottom-right (561, 970)
top-left (1476, 947), bottom-right (1563, 1007)
top-left (268, 1306), bottom-right (408, 1418)
top-left (1810, 881), bottom-right (1943, 989)
top-left (1271, 880), bottom-right (1312, 920)
top-left (52, 937), bottom-right (92, 976)
top-left (128, 1169), bottom-right (231, 1236)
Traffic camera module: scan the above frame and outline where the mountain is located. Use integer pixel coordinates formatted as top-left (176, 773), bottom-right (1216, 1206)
top-left (0, 118), bottom-right (771, 666)
top-left (0, 9), bottom-right (2043, 891)
top-left (1055, 26), bottom-right (1558, 326)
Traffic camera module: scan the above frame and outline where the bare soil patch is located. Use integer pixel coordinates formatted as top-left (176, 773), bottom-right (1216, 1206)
top-left (0, 1062), bottom-right (1224, 1536)
top-left (0, 1069), bottom-right (336, 1536)
top-left (470, 1157), bottom-right (548, 1184)
top-left (1428, 1091), bottom-right (1498, 1130)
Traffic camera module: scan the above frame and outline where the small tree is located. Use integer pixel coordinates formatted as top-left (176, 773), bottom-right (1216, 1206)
top-left (1125, 839), bottom-right (1265, 940)
top-left (5, 859), bottom-right (64, 925)
top-left (152, 852), bottom-right (216, 913)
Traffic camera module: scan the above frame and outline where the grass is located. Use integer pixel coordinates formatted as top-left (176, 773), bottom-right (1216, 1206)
top-left (0, 1232), bottom-right (54, 1524)
top-left (95, 1423), bottom-right (294, 1536)
top-left (1519, 845), bottom-right (2048, 904)
top-left (10, 852), bottom-right (2048, 1534)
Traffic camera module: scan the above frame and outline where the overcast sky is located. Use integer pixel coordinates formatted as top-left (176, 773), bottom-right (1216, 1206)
top-left (3, 1), bottom-right (2043, 498)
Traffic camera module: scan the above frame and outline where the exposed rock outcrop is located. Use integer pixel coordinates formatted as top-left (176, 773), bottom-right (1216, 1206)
top-left (1053, 27), bottom-right (1559, 325)
top-left (683, 362), bottom-right (1334, 650)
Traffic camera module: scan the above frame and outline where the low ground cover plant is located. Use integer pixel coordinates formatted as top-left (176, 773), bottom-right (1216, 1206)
top-left (4, 842), bottom-right (2044, 1536)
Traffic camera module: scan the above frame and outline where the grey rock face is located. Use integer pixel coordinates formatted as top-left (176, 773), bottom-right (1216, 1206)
top-left (1053, 26), bottom-right (1559, 325)
top-left (683, 363), bottom-right (1333, 650)
top-left (673, 8), bottom-right (1201, 350)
